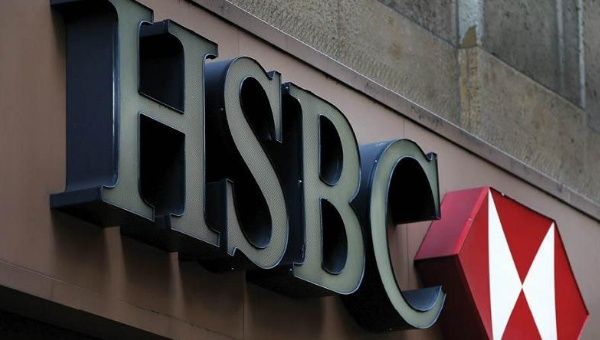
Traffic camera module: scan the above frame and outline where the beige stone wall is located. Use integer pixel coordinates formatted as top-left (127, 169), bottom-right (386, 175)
top-left (226, 0), bottom-right (600, 204)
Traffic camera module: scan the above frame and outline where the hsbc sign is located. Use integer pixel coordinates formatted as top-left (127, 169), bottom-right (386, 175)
top-left (50, 0), bottom-right (444, 332)
top-left (416, 187), bottom-right (588, 339)
top-left (49, 0), bottom-right (587, 337)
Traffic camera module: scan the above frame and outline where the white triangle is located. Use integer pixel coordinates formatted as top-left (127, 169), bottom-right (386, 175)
top-left (488, 191), bottom-right (522, 339)
top-left (523, 224), bottom-right (557, 339)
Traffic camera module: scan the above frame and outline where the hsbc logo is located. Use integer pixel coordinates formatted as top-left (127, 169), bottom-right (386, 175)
top-left (416, 187), bottom-right (588, 339)
top-left (488, 191), bottom-right (556, 339)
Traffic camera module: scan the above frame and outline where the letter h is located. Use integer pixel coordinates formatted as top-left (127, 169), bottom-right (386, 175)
top-left (50, 0), bottom-right (220, 258)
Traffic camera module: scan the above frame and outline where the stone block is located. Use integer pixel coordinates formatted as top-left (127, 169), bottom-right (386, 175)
top-left (336, 0), bottom-right (460, 122)
top-left (483, 0), bottom-right (559, 93)
top-left (459, 46), bottom-right (588, 194)
top-left (226, 0), bottom-right (461, 123)
top-left (560, 0), bottom-right (585, 105)
top-left (223, 0), bottom-right (342, 58)
top-left (377, 0), bottom-right (457, 43)
top-left (585, 0), bottom-right (600, 131)
top-left (458, 0), bottom-right (584, 106)
top-left (583, 130), bottom-right (600, 202)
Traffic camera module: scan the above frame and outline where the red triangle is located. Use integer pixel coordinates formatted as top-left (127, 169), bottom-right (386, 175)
top-left (491, 190), bottom-right (553, 281)
top-left (458, 193), bottom-right (492, 337)
top-left (555, 228), bottom-right (589, 339)
top-left (502, 292), bottom-right (541, 340)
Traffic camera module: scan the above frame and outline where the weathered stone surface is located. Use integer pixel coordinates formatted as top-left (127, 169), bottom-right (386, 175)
top-left (222, 0), bottom-right (342, 59)
top-left (377, 0), bottom-right (457, 43)
top-left (459, 46), bottom-right (588, 196)
top-left (585, 0), bottom-right (600, 131)
top-left (225, 0), bottom-right (461, 123)
top-left (481, 0), bottom-right (583, 106)
top-left (560, 0), bottom-right (585, 105)
top-left (336, 0), bottom-right (460, 122)
top-left (584, 130), bottom-right (600, 202)
top-left (483, 0), bottom-right (558, 92)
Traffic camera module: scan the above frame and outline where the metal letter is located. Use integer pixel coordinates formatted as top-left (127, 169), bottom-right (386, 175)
top-left (50, 0), bottom-right (219, 257)
top-left (204, 57), bottom-right (289, 270)
top-left (282, 83), bottom-right (365, 295)
top-left (343, 139), bottom-right (445, 331)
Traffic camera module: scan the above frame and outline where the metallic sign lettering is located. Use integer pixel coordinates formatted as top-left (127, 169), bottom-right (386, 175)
top-left (284, 84), bottom-right (364, 295)
top-left (343, 140), bottom-right (444, 330)
top-left (204, 58), bottom-right (289, 270)
top-left (50, 0), bottom-right (445, 332)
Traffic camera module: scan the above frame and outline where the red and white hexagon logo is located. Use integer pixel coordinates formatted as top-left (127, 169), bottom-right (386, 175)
top-left (415, 187), bottom-right (588, 339)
